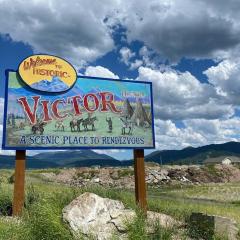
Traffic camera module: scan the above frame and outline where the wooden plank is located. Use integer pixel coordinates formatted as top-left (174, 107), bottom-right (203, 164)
top-left (134, 149), bottom-right (147, 213)
top-left (12, 150), bottom-right (26, 216)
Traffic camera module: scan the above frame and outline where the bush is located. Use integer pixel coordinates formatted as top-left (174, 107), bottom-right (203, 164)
top-left (125, 210), bottom-right (147, 240)
top-left (0, 192), bottom-right (12, 216)
top-left (19, 189), bottom-right (78, 240)
top-left (22, 200), bottom-right (73, 240)
top-left (8, 173), bottom-right (15, 184)
top-left (148, 222), bottom-right (174, 240)
top-left (25, 184), bottom-right (40, 208)
top-left (118, 168), bottom-right (134, 178)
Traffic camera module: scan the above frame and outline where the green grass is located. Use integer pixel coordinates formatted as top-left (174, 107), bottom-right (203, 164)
top-left (204, 164), bottom-right (224, 178)
top-left (1, 169), bottom-right (240, 239)
top-left (149, 182), bottom-right (240, 203)
top-left (118, 168), bottom-right (134, 178)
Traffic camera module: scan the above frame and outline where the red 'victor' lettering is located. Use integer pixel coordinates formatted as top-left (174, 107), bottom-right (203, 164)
top-left (83, 94), bottom-right (99, 112)
top-left (17, 96), bottom-right (40, 124)
top-left (52, 99), bottom-right (67, 119)
top-left (41, 100), bottom-right (52, 122)
top-left (68, 96), bottom-right (82, 116)
top-left (17, 91), bottom-right (121, 124)
top-left (99, 92), bottom-right (121, 113)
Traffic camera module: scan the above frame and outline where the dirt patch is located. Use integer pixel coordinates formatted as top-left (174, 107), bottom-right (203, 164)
top-left (39, 164), bottom-right (240, 189)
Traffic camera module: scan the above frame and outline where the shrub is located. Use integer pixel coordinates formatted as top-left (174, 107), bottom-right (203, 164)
top-left (0, 192), bottom-right (12, 216)
top-left (125, 210), bottom-right (147, 240)
top-left (8, 173), bottom-right (15, 184)
top-left (25, 184), bottom-right (40, 208)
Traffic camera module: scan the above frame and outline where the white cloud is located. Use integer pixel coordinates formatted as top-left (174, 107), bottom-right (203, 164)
top-left (2, 1), bottom-right (240, 65)
top-left (0, 0), bottom-right (118, 66)
top-left (93, 149), bottom-right (126, 155)
top-left (138, 46), bottom-right (157, 68)
top-left (129, 59), bottom-right (143, 70)
top-left (117, 0), bottom-right (240, 62)
top-left (119, 47), bottom-right (144, 70)
top-left (204, 59), bottom-right (240, 105)
top-left (119, 47), bottom-right (135, 65)
top-left (154, 119), bottom-right (205, 150)
top-left (154, 117), bottom-right (240, 150)
top-left (84, 66), bottom-right (119, 79)
top-left (138, 66), bottom-right (234, 120)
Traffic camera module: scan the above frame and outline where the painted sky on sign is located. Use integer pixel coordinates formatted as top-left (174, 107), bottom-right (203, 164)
top-left (0, 1), bottom-right (240, 160)
top-left (77, 78), bottom-right (150, 97)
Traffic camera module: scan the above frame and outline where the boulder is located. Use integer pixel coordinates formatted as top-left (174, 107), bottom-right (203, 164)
top-left (63, 192), bottom-right (124, 239)
top-left (63, 192), bottom-right (182, 240)
top-left (110, 209), bottom-right (136, 232)
top-left (147, 211), bottom-right (181, 228)
top-left (189, 212), bottom-right (239, 240)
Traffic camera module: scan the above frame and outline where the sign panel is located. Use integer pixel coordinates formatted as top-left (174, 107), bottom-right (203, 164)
top-left (18, 54), bottom-right (77, 92)
top-left (3, 58), bottom-right (155, 150)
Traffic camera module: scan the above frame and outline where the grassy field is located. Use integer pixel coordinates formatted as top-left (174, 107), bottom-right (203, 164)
top-left (148, 184), bottom-right (240, 225)
top-left (148, 183), bottom-right (240, 203)
top-left (0, 169), bottom-right (239, 239)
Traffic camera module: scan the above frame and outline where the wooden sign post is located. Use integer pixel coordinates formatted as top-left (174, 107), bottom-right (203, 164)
top-left (12, 150), bottom-right (26, 216)
top-left (134, 149), bottom-right (147, 214)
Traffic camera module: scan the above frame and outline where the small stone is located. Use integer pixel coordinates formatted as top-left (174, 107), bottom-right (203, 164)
top-left (93, 178), bottom-right (100, 183)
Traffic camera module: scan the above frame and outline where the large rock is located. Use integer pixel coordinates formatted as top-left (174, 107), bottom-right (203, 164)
top-left (63, 192), bottom-right (125, 239)
top-left (63, 192), bottom-right (181, 240)
top-left (189, 212), bottom-right (239, 240)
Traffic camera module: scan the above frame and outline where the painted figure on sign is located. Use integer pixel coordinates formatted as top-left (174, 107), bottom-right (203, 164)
top-left (120, 116), bottom-right (134, 135)
top-left (106, 117), bottom-right (113, 133)
top-left (32, 121), bottom-right (46, 135)
top-left (18, 121), bottom-right (25, 130)
top-left (70, 118), bottom-right (83, 132)
top-left (70, 119), bottom-right (77, 132)
top-left (11, 114), bottom-right (16, 128)
top-left (82, 116), bottom-right (97, 131)
top-left (55, 120), bottom-right (65, 132)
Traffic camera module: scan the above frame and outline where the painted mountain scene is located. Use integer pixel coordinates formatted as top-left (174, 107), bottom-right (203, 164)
top-left (3, 71), bottom-right (154, 149)
top-left (30, 76), bottom-right (69, 92)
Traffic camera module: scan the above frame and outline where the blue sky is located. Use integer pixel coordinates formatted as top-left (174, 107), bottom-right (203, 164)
top-left (0, 1), bottom-right (240, 159)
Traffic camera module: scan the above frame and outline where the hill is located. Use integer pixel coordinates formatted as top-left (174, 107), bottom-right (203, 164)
top-left (1, 141), bottom-right (240, 168)
top-left (145, 141), bottom-right (240, 164)
top-left (0, 150), bottom-right (127, 169)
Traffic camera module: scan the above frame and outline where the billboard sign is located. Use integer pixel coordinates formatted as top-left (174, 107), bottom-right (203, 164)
top-left (3, 55), bottom-right (155, 150)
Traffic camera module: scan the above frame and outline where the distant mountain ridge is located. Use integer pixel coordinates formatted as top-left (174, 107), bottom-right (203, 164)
top-left (0, 141), bottom-right (240, 169)
top-left (0, 150), bottom-right (128, 169)
top-left (145, 141), bottom-right (240, 165)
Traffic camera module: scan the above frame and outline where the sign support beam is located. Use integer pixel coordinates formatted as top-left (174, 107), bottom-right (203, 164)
top-left (134, 149), bottom-right (147, 214)
top-left (12, 150), bottom-right (26, 216)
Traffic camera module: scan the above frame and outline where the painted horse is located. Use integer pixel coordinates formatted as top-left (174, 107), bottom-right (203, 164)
top-left (32, 122), bottom-right (46, 135)
top-left (82, 116), bottom-right (97, 131)
top-left (70, 118), bottom-right (83, 132)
